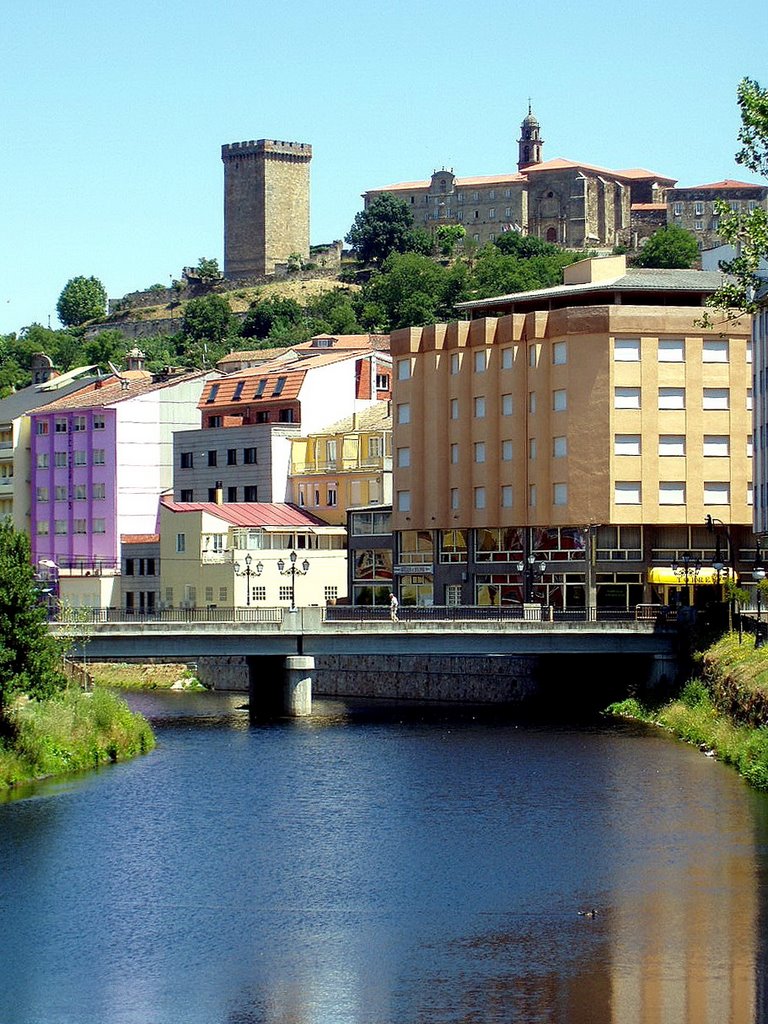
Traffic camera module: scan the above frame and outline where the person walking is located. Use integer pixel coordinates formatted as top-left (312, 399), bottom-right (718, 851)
top-left (389, 591), bottom-right (399, 622)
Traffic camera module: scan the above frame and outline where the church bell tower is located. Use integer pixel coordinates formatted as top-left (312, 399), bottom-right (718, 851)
top-left (518, 102), bottom-right (543, 171)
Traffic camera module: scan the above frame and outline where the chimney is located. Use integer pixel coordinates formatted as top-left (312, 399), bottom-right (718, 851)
top-left (215, 487), bottom-right (223, 505)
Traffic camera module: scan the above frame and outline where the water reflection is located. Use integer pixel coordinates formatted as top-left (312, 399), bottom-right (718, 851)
top-left (1, 693), bottom-right (766, 1024)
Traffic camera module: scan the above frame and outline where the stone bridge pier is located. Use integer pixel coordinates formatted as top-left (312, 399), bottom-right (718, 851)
top-left (247, 654), bottom-right (314, 719)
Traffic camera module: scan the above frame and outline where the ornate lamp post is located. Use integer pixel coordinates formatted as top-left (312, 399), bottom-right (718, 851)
top-left (753, 543), bottom-right (765, 647)
top-left (277, 550), bottom-right (310, 612)
top-left (234, 553), bottom-right (263, 607)
top-left (514, 553), bottom-right (547, 604)
top-left (672, 551), bottom-right (701, 605)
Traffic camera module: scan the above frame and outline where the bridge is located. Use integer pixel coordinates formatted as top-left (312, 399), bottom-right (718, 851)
top-left (52, 605), bottom-right (681, 717)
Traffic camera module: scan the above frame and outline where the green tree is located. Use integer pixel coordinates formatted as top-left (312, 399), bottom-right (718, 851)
top-left (56, 276), bottom-right (108, 327)
top-left (469, 243), bottom-right (582, 300)
top-left (634, 225), bottom-right (700, 269)
top-left (435, 224), bottom-right (466, 257)
top-left (305, 288), bottom-right (363, 335)
top-left (194, 257), bottom-right (222, 284)
top-left (182, 294), bottom-right (233, 344)
top-left (83, 329), bottom-right (130, 372)
top-left (241, 296), bottom-right (306, 341)
top-left (346, 195), bottom-right (427, 266)
top-left (0, 522), bottom-right (66, 722)
top-left (493, 231), bottom-right (561, 259)
top-left (361, 252), bottom-right (469, 330)
top-left (705, 77), bottom-right (768, 319)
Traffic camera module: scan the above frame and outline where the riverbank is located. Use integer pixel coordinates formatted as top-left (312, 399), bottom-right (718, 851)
top-left (0, 688), bottom-right (155, 791)
top-left (88, 661), bottom-right (204, 691)
top-left (608, 632), bottom-right (768, 790)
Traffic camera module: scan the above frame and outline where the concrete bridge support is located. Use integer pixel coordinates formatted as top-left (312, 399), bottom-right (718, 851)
top-left (247, 654), bottom-right (314, 719)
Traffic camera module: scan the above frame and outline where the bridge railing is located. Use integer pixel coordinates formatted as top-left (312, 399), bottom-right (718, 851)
top-left (54, 606), bottom-right (284, 625)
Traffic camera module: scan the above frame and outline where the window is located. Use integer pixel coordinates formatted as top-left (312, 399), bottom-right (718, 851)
top-left (502, 440), bottom-right (513, 461)
top-left (397, 490), bottom-right (411, 513)
top-left (93, 519), bottom-right (106, 534)
top-left (552, 341), bottom-right (567, 365)
top-left (73, 451), bottom-right (86, 466)
top-left (501, 348), bottom-right (513, 369)
top-left (205, 383), bottom-right (220, 403)
top-left (324, 586), bottom-right (339, 603)
top-left (397, 403), bottom-right (411, 425)
top-left (673, 202), bottom-right (682, 216)
top-left (694, 220), bottom-right (703, 231)
top-left (55, 520), bottom-right (67, 535)
top-left (55, 418), bottom-right (67, 433)
top-left (397, 359), bottom-right (412, 381)
top-left (474, 442), bottom-right (486, 463)
top-left (207, 487), bottom-right (218, 502)
top-left (553, 436), bottom-right (567, 458)
top-left (272, 376), bottom-right (287, 397)
top-left (176, 534), bottom-right (185, 553)
top-left (125, 558), bottom-right (135, 576)
top-left (397, 447), bottom-right (411, 468)
top-left (474, 397), bottom-right (486, 418)
top-left (450, 442), bottom-right (459, 465)
top-left (36, 421), bottom-right (49, 435)
top-left (232, 381), bottom-right (245, 402)
top-left (55, 485), bottom-right (67, 501)
top-left (747, 388), bottom-right (753, 411)
top-left (474, 350), bottom-right (486, 373)
top-left (474, 487), bottom-right (486, 510)
top-left (659, 482), bottom-right (686, 504)
top-left (748, 435), bottom-right (754, 458)
top-left (450, 488), bottom-right (459, 510)
top-left (659, 388), bottom-right (685, 410)
top-left (615, 435), bottom-right (641, 456)
top-left (703, 435), bottom-right (729, 457)
top-left (553, 389), bottom-right (567, 411)
top-left (93, 415), bottom-right (105, 430)
top-left (614, 338), bottom-right (640, 361)
top-left (74, 484), bottom-right (86, 500)
top-left (529, 438), bottom-right (537, 460)
top-left (54, 451), bottom-right (67, 468)
top-left (748, 482), bottom-right (754, 505)
top-left (703, 339), bottom-right (728, 363)
top-left (368, 436), bottom-right (382, 458)
top-left (528, 392), bottom-right (536, 414)
top-left (747, 341), bottom-right (752, 364)
top-left (243, 486), bottom-right (258, 502)
top-left (615, 387), bottom-right (641, 409)
top-left (501, 394), bottom-right (513, 416)
top-left (93, 450), bottom-right (105, 465)
top-left (243, 447), bottom-right (257, 464)
top-left (615, 482), bottom-right (641, 504)
top-left (180, 489), bottom-right (193, 502)
top-left (658, 339), bottom-right (684, 362)
top-left (704, 482), bottom-right (730, 505)
top-left (36, 521), bottom-right (49, 535)
top-left (227, 448), bottom-right (237, 466)
top-left (695, 201), bottom-right (704, 216)
top-left (208, 451), bottom-right (217, 467)
top-left (528, 484), bottom-right (536, 507)
top-left (227, 487), bottom-right (237, 502)
top-left (279, 585), bottom-right (293, 602)
top-left (327, 487), bottom-right (337, 507)
top-left (659, 435), bottom-right (685, 456)
top-left (180, 452), bottom-right (194, 469)
top-left (529, 345), bottom-right (537, 367)
top-left (36, 486), bottom-right (49, 502)
top-left (450, 352), bottom-right (460, 375)
top-left (37, 454), bottom-right (49, 469)
top-left (501, 485), bottom-right (513, 508)
top-left (73, 416), bottom-right (86, 432)
top-left (73, 519), bottom-right (87, 534)
top-left (553, 483), bottom-right (568, 506)
top-left (703, 388), bottom-right (729, 410)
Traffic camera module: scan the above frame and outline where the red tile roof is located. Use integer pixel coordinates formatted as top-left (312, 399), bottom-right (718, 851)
top-left (30, 369), bottom-right (209, 414)
top-left (160, 500), bottom-right (332, 527)
top-left (675, 179), bottom-right (764, 190)
top-left (631, 202), bottom-right (667, 211)
top-left (121, 534), bottom-right (160, 544)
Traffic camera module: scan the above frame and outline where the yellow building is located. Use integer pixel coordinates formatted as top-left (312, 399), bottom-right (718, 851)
top-left (159, 500), bottom-right (348, 610)
top-left (389, 255), bottom-right (754, 610)
top-left (288, 404), bottom-right (392, 525)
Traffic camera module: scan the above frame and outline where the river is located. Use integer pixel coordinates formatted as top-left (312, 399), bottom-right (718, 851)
top-left (1, 689), bottom-right (767, 1024)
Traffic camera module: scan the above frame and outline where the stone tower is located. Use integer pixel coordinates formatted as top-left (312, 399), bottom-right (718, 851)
top-left (221, 139), bottom-right (312, 279)
top-left (517, 103), bottom-right (543, 172)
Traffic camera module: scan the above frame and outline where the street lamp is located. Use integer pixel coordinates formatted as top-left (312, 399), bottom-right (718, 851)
top-left (277, 550), bottom-right (310, 612)
top-left (672, 551), bottom-right (701, 604)
top-left (753, 543), bottom-right (765, 647)
top-left (514, 553), bottom-right (547, 603)
top-left (234, 553), bottom-right (263, 607)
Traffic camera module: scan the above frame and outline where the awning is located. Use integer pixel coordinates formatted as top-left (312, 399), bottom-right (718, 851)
top-left (647, 566), bottom-right (736, 585)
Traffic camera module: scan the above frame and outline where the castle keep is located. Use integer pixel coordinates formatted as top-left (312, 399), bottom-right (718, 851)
top-left (222, 139), bottom-right (312, 279)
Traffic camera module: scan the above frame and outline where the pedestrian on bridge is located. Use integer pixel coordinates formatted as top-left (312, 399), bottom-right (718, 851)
top-left (389, 591), bottom-right (399, 623)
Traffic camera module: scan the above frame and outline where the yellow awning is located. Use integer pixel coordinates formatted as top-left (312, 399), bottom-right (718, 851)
top-left (647, 567), bottom-right (736, 585)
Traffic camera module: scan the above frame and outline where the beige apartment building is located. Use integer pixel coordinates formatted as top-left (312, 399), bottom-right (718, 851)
top-left (389, 255), bottom-right (755, 610)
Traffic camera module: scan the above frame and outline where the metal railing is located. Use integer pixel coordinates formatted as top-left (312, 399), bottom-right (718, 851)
top-left (55, 606), bottom-right (283, 625)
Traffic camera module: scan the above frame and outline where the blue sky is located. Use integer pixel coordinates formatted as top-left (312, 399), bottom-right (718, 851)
top-left (1, 0), bottom-right (765, 335)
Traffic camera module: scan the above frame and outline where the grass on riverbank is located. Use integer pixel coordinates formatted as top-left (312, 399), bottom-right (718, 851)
top-left (0, 688), bottom-right (155, 791)
top-left (608, 633), bottom-right (768, 791)
top-left (87, 662), bottom-right (204, 690)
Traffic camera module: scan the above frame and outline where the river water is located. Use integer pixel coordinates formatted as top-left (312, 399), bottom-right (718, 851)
top-left (1, 690), bottom-right (768, 1024)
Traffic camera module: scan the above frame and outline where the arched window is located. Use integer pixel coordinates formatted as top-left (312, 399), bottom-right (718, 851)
top-left (546, 227), bottom-right (557, 243)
